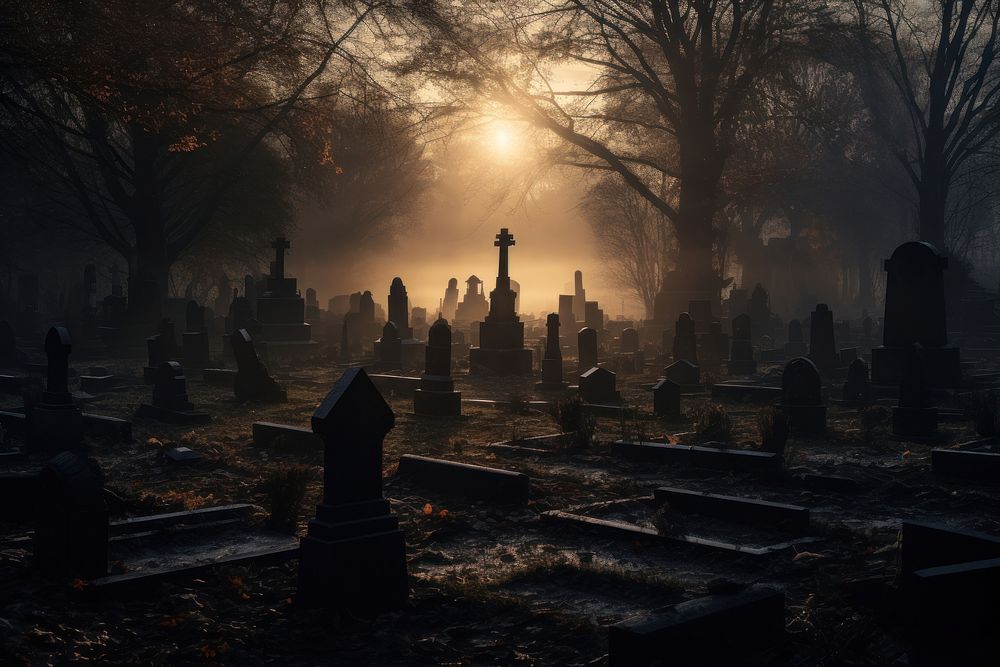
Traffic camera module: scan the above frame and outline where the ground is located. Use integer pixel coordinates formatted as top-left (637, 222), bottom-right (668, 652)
top-left (1, 355), bottom-right (997, 665)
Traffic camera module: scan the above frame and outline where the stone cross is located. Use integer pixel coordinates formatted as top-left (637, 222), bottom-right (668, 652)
top-left (271, 237), bottom-right (291, 280)
top-left (494, 228), bottom-right (515, 279)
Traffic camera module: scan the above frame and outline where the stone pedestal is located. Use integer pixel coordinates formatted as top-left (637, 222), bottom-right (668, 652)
top-left (297, 498), bottom-right (408, 611)
top-left (414, 375), bottom-right (462, 416)
top-left (182, 331), bottom-right (211, 370)
top-left (469, 346), bottom-right (533, 375)
top-left (783, 405), bottom-right (827, 434)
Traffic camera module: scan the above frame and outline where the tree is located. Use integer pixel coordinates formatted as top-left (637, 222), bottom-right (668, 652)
top-left (406, 0), bottom-right (821, 308)
top-left (583, 176), bottom-right (675, 317)
top-left (852, 0), bottom-right (1000, 253)
top-left (0, 0), bottom-right (391, 327)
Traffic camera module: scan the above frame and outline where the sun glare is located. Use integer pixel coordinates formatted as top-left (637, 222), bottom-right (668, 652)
top-left (492, 126), bottom-right (516, 154)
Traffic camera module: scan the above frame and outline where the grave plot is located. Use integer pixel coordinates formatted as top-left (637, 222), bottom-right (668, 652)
top-left (2, 308), bottom-right (1000, 666)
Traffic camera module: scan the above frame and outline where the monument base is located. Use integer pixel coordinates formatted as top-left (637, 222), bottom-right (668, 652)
top-left (892, 406), bottom-right (939, 437)
top-left (234, 372), bottom-right (287, 402)
top-left (872, 346), bottom-right (961, 388)
top-left (30, 397), bottom-right (85, 450)
top-left (414, 388), bottom-right (462, 417)
top-left (469, 347), bottom-right (533, 375)
top-left (783, 404), bottom-right (826, 435)
top-left (297, 499), bottom-right (408, 612)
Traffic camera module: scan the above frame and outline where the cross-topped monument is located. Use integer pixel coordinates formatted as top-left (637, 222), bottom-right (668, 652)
top-left (495, 228), bottom-right (515, 281)
top-left (271, 236), bottom-right (291, 280)
top-left (469, 227), bottom-right (532, 374)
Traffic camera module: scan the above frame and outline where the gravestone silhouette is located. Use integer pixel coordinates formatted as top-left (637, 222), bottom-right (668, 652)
top-left (30, 327), bottom-right (85, 450)
top-left (578, 327), bottom-right (598, 375)
top-left (231, 329), bottom-right (286, 402)
top-left (414, 318), bottom-right (462, 416)
top-left (781, 357), bottom-right (826, 434)
top-left (297, 368), bottom-right (408, 611)
top-left (537, 314), bottom-right (568, 390)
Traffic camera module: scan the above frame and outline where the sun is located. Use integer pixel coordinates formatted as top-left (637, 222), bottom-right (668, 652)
top-left (491, 124), bottom-right (517, 155)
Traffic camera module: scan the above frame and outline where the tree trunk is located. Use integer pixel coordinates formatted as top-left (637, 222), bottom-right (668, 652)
top-left (126, 126), bottom-right (170, 331)
top-left (917, 135), bottom-right (949, 251)
top-left (674, 132), bottom-right (723, 295)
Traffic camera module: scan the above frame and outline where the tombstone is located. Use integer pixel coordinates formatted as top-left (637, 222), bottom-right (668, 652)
top-left (872, 242), bottom-right (961, 387)
top-left (784, 319), bottom-right (808, 357)
top-left (862, 315), bottom-right (874, 342)
top-left (573, 270), bottom-right (587, 323)
top-left (664, 359), bottom-right (700, 387)
top-left (226, 291), bottom-right (256, 334)
top-left (537, 314), bottom-right (568, 390)
top-left (892, 345), bottom-right (938, 437)
top-left (387, 278), bottom-right (413, 338)
top-left (620, 327), bottom-right (639, 354)
top-left (728, 288), bottom-right (749, 319)
top-left (144, 319), bottom-right (178, 383)
top-left (688, 300), bottom-right (715, 333)
top-left (839, 347), bottom-right (858, 367)
top-left (30, 327), bottom-right (85, 450)
top-left (33, 452), bottom-right (108, 578)
top-left (842, 358), bottom-right (872, 405)
top-left (578, 327), bottom-right (598, 375)
top-left (301, 288), bottom-right (319, 324)
top-left (377, 321), bottom-right (402, 368)
top-left (584, 301), bottom-right (605, 331)
top-left (579, 366), bottom-right (620, 404)
top-left (254, 237), bottom-right (315, 356)
top-left (728, 314), bottom-right (757, 375)
top-left (672, 313), bottom-right (697, 364)
top-left (414, 318), bottom-right (462, 416)
top-left (701, 321), bottom-right (729, 363)
top-left (453, 276), bottom-right (488, 328)
top-left (441, 278), bottom-right (460, 322)
top-left (0, 320), bottom-right (21, 366)
top-left (808, 304), bottom-right (838, 372)
top-left (653, 379), bottom-right (681, 419)
top-left (297, 368), bottom-right (408, 611)
top-left (781, 357), bottom-right (826, 434)
top-left (469, 230), bottom-right (533, 374)
top-left (244, 274), bottom-right (258, 316)
top-left (558, 295), bottom-right (575, 334)
top-left (139, 362), bottom-right (210, 423)
top-left (231, 329), bottom-right (287, 402)
top-left (760, 335), bottom-right (774, 350)
top-left (182, 301), bottom-right (211, 370)
top-left (749, 284), bottom-right (772, 335)
top-left (338, 316), bottom-right (352, 362)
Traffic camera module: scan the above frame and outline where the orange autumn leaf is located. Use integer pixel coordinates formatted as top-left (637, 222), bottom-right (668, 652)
top-left (70, 578), bottom-right (87, 591)
top-left (438, 509), bottom-right (449, 519)
top-left (423, 503), bottom-right (433, 515)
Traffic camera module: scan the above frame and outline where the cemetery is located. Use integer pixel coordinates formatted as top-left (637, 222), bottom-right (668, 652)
top-left (5, 3), bottom-right (1000, 664)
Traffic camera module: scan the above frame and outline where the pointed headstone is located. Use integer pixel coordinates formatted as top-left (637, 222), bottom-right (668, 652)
top-left (298, 368), bottom-right (408, 611)
top-left (231, 329), bottom-right (286, 402)
top-left (415, 318), bottom-right (461, 416)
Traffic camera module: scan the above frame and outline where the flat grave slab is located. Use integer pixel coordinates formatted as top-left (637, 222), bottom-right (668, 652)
top-left (710, 383), bottom-right (782, 402)
top-left (609, 586), bottom-right (785, 667)
top-left (0, 374), bottom-right (23, 394)
top-left (369, 373), bottom-right (421, 394)
top-left (901, 521), bottom-right (1000, 576)
top-left (90, 504), bottom-right (298, 594)
top-left (164, 446), bottom-right (204, 463)
top-left (612, 440), bottom-right (780, 473)
top-left (931, 447), bottom-right (1000, 480)
top-left (653, 486), bottom-right (810, 534)
top-left (0, 410), bottom-right (132, 444)
top-left (486, 433), bottom-right (565, 458)
top-left (543, 498), bottom-right (819, 557)
top-left (252, 421), bottom-right (322, 450)
top-left (397, 454), bottom-right (530, 504)
top-left (78, 375), bottom-right (118, 393)
top-left (201, 368), bottom-right (237, 387)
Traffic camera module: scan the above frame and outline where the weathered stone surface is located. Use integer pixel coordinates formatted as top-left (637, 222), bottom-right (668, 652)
top-left (608, 587), bottom-right (785, 667)
top-left (397, 454), bottom-right (530, 504)
top-left (653, 486), bottom-right (809, 534)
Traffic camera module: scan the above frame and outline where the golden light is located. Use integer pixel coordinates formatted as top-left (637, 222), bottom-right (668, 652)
top-left (491, 124), bottom-right (517, 155)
